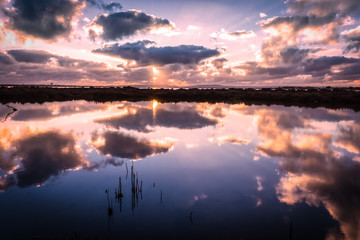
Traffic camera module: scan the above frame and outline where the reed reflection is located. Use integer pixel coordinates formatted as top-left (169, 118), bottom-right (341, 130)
top-left (90, 130), bottom-right (173, 160)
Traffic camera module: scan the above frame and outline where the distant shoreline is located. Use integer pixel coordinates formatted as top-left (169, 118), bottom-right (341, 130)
top-left (1, 86), bottom-right (360, 111)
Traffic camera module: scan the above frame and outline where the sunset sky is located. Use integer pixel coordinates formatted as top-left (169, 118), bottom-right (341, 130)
top-left (0, 0), bottom-right (360, 87)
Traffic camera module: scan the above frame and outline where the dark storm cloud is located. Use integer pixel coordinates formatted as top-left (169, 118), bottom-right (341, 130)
top-left (95, 106), bottom-right (218, 132)
top-left (14, 131), bottom-right (86, 187)
top-left (93, 41), bottom-right (220, 66)
top-left (92, 131), bottom-right (171, 160)
top-left (90, 10), bottom-right (172, 41)
top-left (0, 52), bottom-right (15, 65)
top-left (7, 49), bottom-right (54, 63)
top-left (303, 56), bottom-right (360, 73)
top-left (3, 0), bottom-right (83, 40)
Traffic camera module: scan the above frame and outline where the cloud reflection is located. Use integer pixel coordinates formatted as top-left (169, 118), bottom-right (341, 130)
top-left (0, 129), bottom-right (88, 190)
top-left (14, 131), bottom-right (88, 187)
top-left (243, 105), bottom-right (360, 240)
top-left (336, 123), bottom-right (360, 154)
top-left (90, 131), bottom-right (173, 160)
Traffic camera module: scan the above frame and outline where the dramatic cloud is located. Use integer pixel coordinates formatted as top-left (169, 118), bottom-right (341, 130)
top-left (0, 49), bottom-right (133, 85)
top-left (211, 29), bottom-right (255, 41)
top-left (234, 0), bottom-right (360, 85)
top-left (261, 0), bottom-right (360, 46)
top-left (93, 40), bottom-right (220, 66)
top-left (90, 131), bottom-right (172, 160)
top-left (88, 10), bottom-right (173, 41)
top-left (0, 0), bottom-right (359, 87)
top-left (95, 105), bottom-right (218, 132)
top-left (2, 0), bottom-right (84, 40)
top-left (14, 131), bottom-right (87, 187)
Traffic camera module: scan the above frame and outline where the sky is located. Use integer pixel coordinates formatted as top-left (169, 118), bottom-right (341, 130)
top-left (0, 0), bottom-right (360, 87)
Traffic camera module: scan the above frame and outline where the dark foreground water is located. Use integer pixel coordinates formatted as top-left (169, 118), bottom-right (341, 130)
top-left (0, 101), bottom-right (359, 240)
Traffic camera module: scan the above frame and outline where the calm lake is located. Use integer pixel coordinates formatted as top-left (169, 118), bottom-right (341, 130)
top-left (0, 101), bottom-right (359, 239)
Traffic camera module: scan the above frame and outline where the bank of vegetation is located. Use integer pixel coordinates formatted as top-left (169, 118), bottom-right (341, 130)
top-left (1, 86), bottom-right (360, 110)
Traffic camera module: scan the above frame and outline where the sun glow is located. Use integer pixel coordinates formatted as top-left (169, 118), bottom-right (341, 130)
top-left (152, 100), bottom-right (158, 110)
top-left (152, 67), bottom-right (160, 81)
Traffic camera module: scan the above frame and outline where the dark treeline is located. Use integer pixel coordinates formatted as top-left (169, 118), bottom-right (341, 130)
top-left (1, 86), bottom-right (360, 111)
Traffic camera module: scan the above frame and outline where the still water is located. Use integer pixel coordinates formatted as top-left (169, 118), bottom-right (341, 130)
top-left (0, 101), bottom-right (359, 239)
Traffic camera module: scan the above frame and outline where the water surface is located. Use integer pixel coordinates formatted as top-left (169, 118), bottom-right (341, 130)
top-left (0, 101), bottom-right (359, 239)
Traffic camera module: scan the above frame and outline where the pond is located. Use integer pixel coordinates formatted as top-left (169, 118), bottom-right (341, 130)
top-left (0, 101), bottom-right (359, 239)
